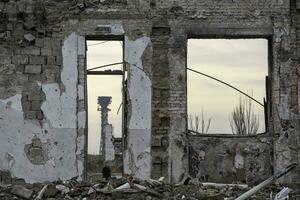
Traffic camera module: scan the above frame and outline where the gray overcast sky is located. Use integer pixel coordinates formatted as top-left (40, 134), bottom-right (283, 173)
top-left (87, 39), bottom-right (268, 154)
top-left (87, 41), bottom-right (123, 155)
top-left (188, 39), bottom-right (268, 134)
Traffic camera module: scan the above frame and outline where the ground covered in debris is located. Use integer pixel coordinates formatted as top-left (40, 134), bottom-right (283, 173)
top-left (1, 176), bottom-right (300, 200)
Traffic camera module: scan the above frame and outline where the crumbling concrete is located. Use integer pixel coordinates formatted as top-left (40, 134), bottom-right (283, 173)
top-left (188, 134), bottom-right (272, 185)
top-left (2, 176), bottom-right (299, 200)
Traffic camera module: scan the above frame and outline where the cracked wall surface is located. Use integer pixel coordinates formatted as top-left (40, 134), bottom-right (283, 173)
top-left (0, 0), bottom-right (299, 185)
top-left (124, 36), bottom-right (152, 180)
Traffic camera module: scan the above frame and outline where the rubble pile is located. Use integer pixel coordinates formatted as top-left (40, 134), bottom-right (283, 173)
top-left (1, 176), bottom-right (299, 200)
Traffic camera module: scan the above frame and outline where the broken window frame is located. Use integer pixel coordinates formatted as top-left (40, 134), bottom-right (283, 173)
top-left (186, 36), bottom-right (272, 136)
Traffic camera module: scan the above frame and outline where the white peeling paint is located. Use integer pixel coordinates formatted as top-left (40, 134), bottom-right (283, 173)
top-left (0, 33), bottom-right (85, 183)
top-left (125, 36), bottom-right (151, 130)
top-left (42, 33), bottom-right (78, 129)
top-left (2, 94), bottom-right (23, 112)
top-left (124, 36), bottom-right (152, 179)
top-left (0, 96), bottom-right (80, 183)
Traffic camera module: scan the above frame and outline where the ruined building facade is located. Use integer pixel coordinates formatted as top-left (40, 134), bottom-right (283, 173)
top-left (0, 0), bottom-right (300, 187)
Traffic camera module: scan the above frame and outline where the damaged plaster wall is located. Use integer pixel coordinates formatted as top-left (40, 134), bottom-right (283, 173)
top-left (124, 36), bottom-right (152, 180)
top-left (188, 134), bottom-right (272, 185)
top-left (0, 33), bottom-right (85, 183)
top-left (61, 20), bottom-right (153, 180)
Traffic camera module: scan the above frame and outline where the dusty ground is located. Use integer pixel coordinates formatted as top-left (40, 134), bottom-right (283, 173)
top-left (1, 176), bottom-right (300, 200)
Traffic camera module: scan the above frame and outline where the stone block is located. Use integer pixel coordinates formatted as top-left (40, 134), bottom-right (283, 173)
top-left (15, 47), bottom-right (40, 55)
top-left (35, 38), bottom-right (44, 47)
top-left (47, 56), bottom-right (56, 65)
top-left (152, 137), bottom-right (161, 147)
top-left (52, 47), bottom-right (61, 56)
top-left (12, 55), bottom-right (28, 64)
top-left (44, 38), bottom-right (61, 48)
top-left (36, 110), bottom-right (43, 120)
top-left (0, 64), bottom-right (15, 74)
top-left (11, 185), bottom-right (33, 199)
top-left (0, 56), bottom-right (11, 64)
top-left (24, 65), bottom-right (42, 74)
top-left (25, 111), bottom-right (36, 119)
top-left (29, 56), bottom-right (46, 65)
top-left (28, 147), bottom-right (43, 158)
top-left (43, 73), bottom-right (56, 83)
top-left (55, 56), bottom-right (62, 65)
top-left (22, 101), bottom-right (31, 111)
top-left (32, 138), bottom-right (42, 147)
top-left (41, 47), bottom-right (52, 56)
top-left (0, 47), bottom-right (10, 55)
top-left (27, 92), bottom-right (43, 101)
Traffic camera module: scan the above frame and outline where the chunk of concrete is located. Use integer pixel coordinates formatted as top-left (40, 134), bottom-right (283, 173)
top-left (274, 187), bottom-right (290, 200)
top-left (113, 183), bottom-right (130, 191)
top-left (24, 34), bottom-right (36, 42)
top-left (55, 185), bottom-right (70, 194)
top-left (11, 185), bottom-right (34, 199)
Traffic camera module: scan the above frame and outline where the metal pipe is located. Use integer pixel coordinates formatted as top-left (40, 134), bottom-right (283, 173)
top-left (235, 163), bottom-right (297, 200)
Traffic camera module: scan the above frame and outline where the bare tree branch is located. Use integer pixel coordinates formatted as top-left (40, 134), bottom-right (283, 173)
top-left (230, 95), bottom-right (259, 135)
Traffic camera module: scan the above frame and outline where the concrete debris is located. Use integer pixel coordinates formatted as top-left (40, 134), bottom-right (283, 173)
top-left (0, 176), bottom-right (297, 199)
top-left (24, 33), bottom-right (36, 42)
top-left (55, 184), bottom-right (70, 194)
top-left (114, 182), bottom-right (130, 191)
top-left (100, 182), bottom-right (114, 193)
top-left (146, 178), bottom-right (163, 186)
top-left (34, 184), bottom-right (48, 200)
top-left (201, 182), bottom-right (249, 190)
top-left (10, 185), bottom-right (34, 199)
top-left (158, 177), bottom-right (165, 182)
top-left (235, 163), bottom-right (297, 200)
top-left (275, 187), bottom-right (290, 200)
